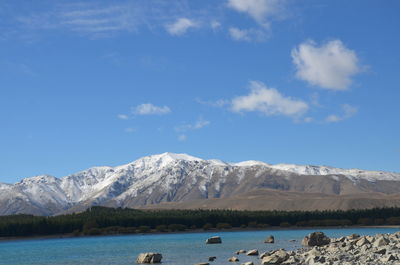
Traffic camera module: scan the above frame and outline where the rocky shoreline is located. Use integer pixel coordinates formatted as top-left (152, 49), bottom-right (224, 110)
top-left (137, 231), bottom-right (400, 264)
top-left (251, 231), bottom-right (400, 264)
top-left (281, 231), bottom-right (400, 265)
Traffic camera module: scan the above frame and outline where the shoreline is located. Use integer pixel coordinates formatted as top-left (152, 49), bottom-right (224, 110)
top-left (1, 225), bottom-right (399, 243)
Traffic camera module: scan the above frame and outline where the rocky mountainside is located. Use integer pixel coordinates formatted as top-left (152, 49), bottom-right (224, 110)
top-left (1, 152), bottom-right (400, 216)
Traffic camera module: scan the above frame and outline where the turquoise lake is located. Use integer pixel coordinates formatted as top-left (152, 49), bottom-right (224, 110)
top-left (1, 227), bottom-right (399, 265)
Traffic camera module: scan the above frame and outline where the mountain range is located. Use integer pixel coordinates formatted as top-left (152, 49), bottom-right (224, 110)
top-left (1, 152), bottom-right (400, 216)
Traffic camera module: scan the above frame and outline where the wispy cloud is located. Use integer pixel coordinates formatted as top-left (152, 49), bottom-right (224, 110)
top-left (196, 98), bottom-right (229, 108)
top-left (9, 1), bottom-right (290, 41)
top-left (117, 114), bottom-right (129, 120)
top-left (16, 3), bottom-right (139, 38)
top-left (309, 92), bottom-right (321, 107)
top-left (175, 117), bottom-right (210, 132)
top-left (226, 0), bottom-right (286, 42)
top-left (228, 27), bottom-right (267, 42)
top-left (292, 40), bottom-right (362, 91)
top-left (175, 116), bottom-right (210, 142)
top-left (61, 6), bottom-right (136, 33)
top-left (165, 18), bottom-right (199, 36)
top-left (13, 2), bottom-right (202, 38)
top-left (325, 104), bottom-right (358, 123)
top-left (133, 103), bottom-right (171, 115)
top-left (227, 0), bottom-right (285, 28)
top-left (230, 81), bottom-right (309, 118)
top-left (178, 134), bottom-right (187, 142)
top-left (210, 20), bottom-right (222, 31)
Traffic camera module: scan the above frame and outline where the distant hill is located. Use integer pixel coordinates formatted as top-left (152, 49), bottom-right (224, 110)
top-left (1, 152), bottom-right (400, 215)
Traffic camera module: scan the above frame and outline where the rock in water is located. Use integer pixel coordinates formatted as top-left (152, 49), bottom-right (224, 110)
top-left (136, 253), bottom-right (162, 263)
top-left (208, 256), bottom-right (216, 261)
top-left (302, 232), bottom-right (330, 246)
top-left (228, 256), bottom-right (239, 262)
top-left (261, 249), bottom-right (289, 265)
top-left (264, 235), bottom-right (275, 243)
top-left (206, 236), bottom-right (222, 244)
top-left (246, 249), bottom-right (259, 256)
top-left (241, 262), bottom-right (254, 265)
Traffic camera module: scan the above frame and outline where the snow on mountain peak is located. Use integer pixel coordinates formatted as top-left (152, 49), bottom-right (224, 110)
top-left (269, 163), bottom-right (400, 181)
top-left (233, 160), bottom-right (270, 167)
top-left (19, 175), bottom-right (58, 184)
top-left (125, 152), bottom-right (203, 169)
top-left (158, 152), bottom-right (203, 161)
top-left (207, 159), bottom-right (228, 166)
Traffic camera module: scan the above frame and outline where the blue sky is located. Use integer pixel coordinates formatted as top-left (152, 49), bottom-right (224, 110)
top-left (1, 0), bottom-right (399, 183)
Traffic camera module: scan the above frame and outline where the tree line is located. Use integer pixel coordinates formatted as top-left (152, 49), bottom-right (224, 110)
top-left (1, 206), bottom-right (400, 237)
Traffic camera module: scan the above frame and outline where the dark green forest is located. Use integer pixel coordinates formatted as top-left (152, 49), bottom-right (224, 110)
top-left (1, 207), bottom-right (400, 238)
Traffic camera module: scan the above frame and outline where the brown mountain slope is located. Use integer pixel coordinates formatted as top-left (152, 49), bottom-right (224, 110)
top-left (141, 188), bottom-right (400, 211)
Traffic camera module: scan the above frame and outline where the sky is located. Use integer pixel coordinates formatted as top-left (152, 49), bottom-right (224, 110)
top-left (1, 0), bottom-right (399, 183)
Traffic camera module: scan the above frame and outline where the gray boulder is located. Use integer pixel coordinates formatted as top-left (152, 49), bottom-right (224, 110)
top-left (136, 253), bottom-right (162, 263)
top-left (302, 232), bottom-right (330, 247)
top-left (348, 233), bottom-right (360, 240)
top-left (206, 236), bottom-right (222, 244)
top-left (356, 237), bottom-right (370, 247)
top-left (373, 236), bottom-right (389, 248)
top-left (265, 235), bottom-right (275, 243)
top-left (236, 249), bottom-right (247, 255)
top-left (261, 249), bottom-right (289, 265)
top-left (246, 249), bottom-right (259, 256)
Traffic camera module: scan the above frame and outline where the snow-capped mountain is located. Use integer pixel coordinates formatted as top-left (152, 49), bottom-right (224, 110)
top-left (1, 152), bottom-right (400, 215)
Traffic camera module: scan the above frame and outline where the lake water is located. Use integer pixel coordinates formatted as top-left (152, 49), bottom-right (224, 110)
top-left (1, 227), bottom-right (399, 265)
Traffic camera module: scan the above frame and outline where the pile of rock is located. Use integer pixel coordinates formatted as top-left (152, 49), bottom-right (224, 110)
top-left (259, 231), bottom-right (400, 265)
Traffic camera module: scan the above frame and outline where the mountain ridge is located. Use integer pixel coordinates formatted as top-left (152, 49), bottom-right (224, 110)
top-left (1, 152), bottom-right (400, 216)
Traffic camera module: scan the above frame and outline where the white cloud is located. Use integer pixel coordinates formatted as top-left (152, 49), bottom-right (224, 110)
top-left (117, 114), bottom-right (129, 120)
top-left (133, 103), bottom-right (171, 115)
top-left (292, 40), bottom-right (362, 90)
top-left (193, 118), bottom-right (210, 129)
top-left (227, 0), bottom-right (283, 27)
top-left (303, 117), bottom-right (314, 123)
top-left (165, 18), bottom-right (198, 36)
top-left (229, 27), bottom-right (250, 41)
top-left (229, 27), bottom-right (251, 41)
top-left (325, 114), bottom-right (341, 123)
top-left (211, 20), bottom-right (221, 30)
top-left (196, 98), bottom-right (229, 108)
top-left (231, 81), bottom-right (309, 117)
top-left (228, 27), bottom-right (267, 42)
top-left (325, 104), bottom-right (358, 123)
top-left (342, 104), bottom-right (358, 117)
top-left (175, 117), bottom-right (210, 132)
top-left (178, 134), bottom-right (187, 141)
